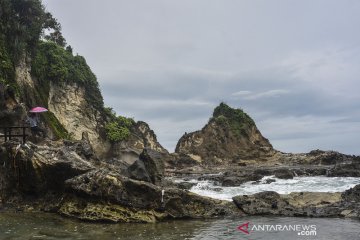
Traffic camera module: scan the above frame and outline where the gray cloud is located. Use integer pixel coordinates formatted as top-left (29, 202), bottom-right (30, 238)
top-left (43, 0), bottom-right (360, 154)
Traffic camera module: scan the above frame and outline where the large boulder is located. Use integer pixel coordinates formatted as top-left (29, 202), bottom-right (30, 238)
top-left (273, 169), bottom-right (294, 179)
top-left (127, 148), bottom-right (166, 185)
top-left (127, 159), bottom-right (152, 183)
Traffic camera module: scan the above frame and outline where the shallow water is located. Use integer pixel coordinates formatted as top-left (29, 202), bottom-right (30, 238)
top-left (0, 212), bottom-right (359, 240)
top-left (187, 176), bottom-right (360, 201)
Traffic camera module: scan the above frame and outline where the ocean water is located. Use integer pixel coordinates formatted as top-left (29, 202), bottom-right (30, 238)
top-left (0, 212), bottom-right (359, 240)
top-left (186, 176), bottom-right (360, 201)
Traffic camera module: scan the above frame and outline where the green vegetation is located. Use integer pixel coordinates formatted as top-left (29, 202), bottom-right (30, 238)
top-left (31, 41), bottom-right (104, 111)
top-left (0, 0), bottom-right (107, 139)
top-left (0, 0), bottom-right (67, 97)
top-left (0, 38), bottom-right (15, 86)
top-left (42, 111), bottom-right (70, 139)
top-left (105, 115), bottom-right (135, 142)
top-left (212, 102), bottom-right (255, 136)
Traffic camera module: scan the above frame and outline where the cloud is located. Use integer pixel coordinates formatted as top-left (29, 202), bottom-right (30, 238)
top-left (232, 89), bottom-right (290, 100)
top-left (231, 90), bottom-right (252, 96)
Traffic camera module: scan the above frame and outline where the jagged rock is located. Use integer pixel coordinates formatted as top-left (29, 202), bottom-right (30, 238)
top-left (222, 174), bottom-right (263, 187)
top-left (62, 169), bottom-right (241, 222)
top-left (138, 148), bottom-right (165, 185)
top-left (111, 121), bottom-right (169, 163)
top-left (174, 103), bottom-right (275, 166)
top-left (273, 169), bottom-right (294, 179)
top-left (328, 162), bottom-right (360, 177)
top-left (1, 141), bottom-right (94, 194)
top-left (233, 191), bottom-right (343, 217)
top-left (126, 147), bottom-right (169, 184)
top-left (342, 184), bottom-right (360, 202)
top-left (175, 182), bottom-right (197, 190)
top-left (127, 159), bottom-right (152, 183)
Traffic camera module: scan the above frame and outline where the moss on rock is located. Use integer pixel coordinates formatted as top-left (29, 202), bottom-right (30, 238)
top-left (59, 196), bottom-right (166, 223)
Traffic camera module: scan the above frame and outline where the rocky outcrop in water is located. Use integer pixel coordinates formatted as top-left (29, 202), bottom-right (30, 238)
top-left (173, 103), bottom-right (275, 166)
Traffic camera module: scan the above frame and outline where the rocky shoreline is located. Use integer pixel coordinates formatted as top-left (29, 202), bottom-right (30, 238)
top-left (1, 138), bottom-right (360, 222)
top-left (0, 140), bottom-right (241, 223)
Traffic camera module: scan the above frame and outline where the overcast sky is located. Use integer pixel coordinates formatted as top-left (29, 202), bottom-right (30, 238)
top-left (42, 0), bottom-right (360, 155)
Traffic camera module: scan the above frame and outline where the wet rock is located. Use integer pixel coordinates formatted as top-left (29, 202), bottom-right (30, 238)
top-left (328, 162), bottom-right (360, 177)
top-left (253, 169), bottom-right (271, 176)
top-left (233, 191), bottom-right (343, 217)
top-left (222, 177), bottom-right (243, 186)
top-left (273, 169), bottom-right (294, 179)
top-left (342, 184), bottom-right (360, 202)
top-left (176, 182), bottom-right (197, 190)
top-left (265, 179), bottom-right (276, 184)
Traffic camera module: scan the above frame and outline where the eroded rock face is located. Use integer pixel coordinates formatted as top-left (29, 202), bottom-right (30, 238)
top-left (48, 82), bottom-right (110, 157)
top-left (233, 191), bottom-right (343, 217)
top-left (174, 103), bottom-right (275, 166)
top-left (0, 141), bottom-right (95, 194)
top-left (127, 148), bottom-right (167, 185)
top-left (62, 169), bottom-right (240, 222)
top-left (0, 141), bottom-right (240, 223)
top-left (111, 121), bottom-right (169, 165)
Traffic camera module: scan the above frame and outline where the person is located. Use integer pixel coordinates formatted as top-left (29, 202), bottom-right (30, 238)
top-left (26, 113), bottom-right (46, 138)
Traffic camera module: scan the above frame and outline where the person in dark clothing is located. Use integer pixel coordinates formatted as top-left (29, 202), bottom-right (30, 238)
top-left (26, 113), bottom-right (46, 137)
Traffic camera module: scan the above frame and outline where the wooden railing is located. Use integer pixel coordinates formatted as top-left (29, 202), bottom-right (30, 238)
top-left (0, 126), bottom-right (28, 143)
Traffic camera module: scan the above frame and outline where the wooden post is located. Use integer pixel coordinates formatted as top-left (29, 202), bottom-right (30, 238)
top-left (4, 127), bottom-right (7, 141)
top-left (8, 128), bottom-right (11, 140)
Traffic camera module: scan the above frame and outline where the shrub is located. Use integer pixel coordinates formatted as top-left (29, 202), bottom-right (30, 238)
top-left (105, 115), bottom-right (134, 142)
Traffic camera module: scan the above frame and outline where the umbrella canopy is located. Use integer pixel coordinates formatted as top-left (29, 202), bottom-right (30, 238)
top-left (29, 107), bottom-right (48, 113)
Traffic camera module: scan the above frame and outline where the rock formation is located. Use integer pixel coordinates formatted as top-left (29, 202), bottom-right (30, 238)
top-left (233, 184), bottom-right (360, 218)
top-left (174, 102), bottom-right (275, 166)
top-left (0, 141), bottom-right (239, 222)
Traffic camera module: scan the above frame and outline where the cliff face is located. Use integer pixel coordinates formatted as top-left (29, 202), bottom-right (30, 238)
top-left (111, 121), bottom-right (169, 165)
top-left (48, 82), bottom-right (110, 156)
top-left (9, 53), bottom-right (167, 159)
top-left (175, 103), bottom-right (275, 165)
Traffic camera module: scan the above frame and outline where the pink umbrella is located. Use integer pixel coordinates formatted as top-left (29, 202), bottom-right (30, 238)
top-left (29, 107), bottom-right (48, 113)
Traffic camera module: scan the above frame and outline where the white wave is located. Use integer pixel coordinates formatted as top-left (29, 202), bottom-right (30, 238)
top-left (188, 176), bottom-right (360, 201)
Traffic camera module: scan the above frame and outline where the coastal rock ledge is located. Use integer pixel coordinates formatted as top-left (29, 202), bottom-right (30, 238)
top-left (233, 185), bottom-right (360, 219)
top-left (0, 141), bottom-right (240, 223)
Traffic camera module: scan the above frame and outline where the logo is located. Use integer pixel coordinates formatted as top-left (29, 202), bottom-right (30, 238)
top-left (237, 222), bottom-right (250, 234)
top-left (237, 222), bottom-right (317, 237)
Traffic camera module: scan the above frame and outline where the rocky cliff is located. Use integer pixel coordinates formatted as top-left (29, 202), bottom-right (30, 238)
top-left (111, 121), bottom-right (169, 166)
top-left (174, 103), bottom-right (275, 166)
top-left (0, 140), bottom-right (239, 222)
top-left (0, 0), bottom-right (167, 160)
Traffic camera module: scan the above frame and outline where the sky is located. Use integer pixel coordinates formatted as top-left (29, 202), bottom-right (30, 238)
top-left (42, 0), bottom-right (360, 155)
